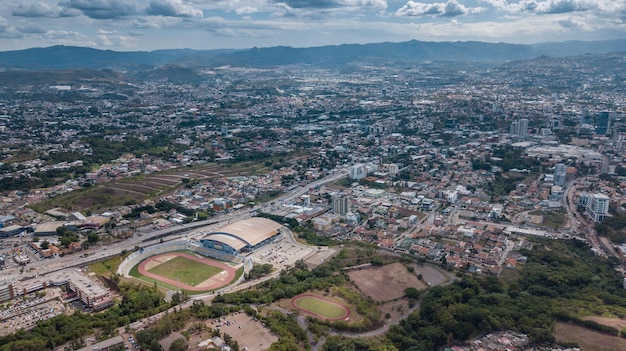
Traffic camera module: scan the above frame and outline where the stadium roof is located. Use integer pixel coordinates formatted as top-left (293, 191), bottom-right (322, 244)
top-left (205, 217), bottom-right (282, 248)
top-left (204, 233), bottom-right (247, 250)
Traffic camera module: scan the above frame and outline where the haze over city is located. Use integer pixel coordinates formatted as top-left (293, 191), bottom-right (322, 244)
top-left (0, 0), bottom-right (624, 51)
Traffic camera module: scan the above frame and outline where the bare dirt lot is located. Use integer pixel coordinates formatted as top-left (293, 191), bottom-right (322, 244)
top-left (201, 312), bottom-right (278, 351)
top-left (555, 322), bottom-right (626, 351)
top-left (349, 262), bottom-right (428, 302)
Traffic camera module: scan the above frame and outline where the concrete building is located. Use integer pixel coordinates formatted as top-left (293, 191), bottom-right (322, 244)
top-left (554, 163), bottom-right (567, 187)
top-left (596, 111), bottom-right (611, 136)
top-left (350, 163), bottom-right (366, 180)
top-left (0, 225), bottom-right (24, 238)
top-left (586, 193), bottom-right (610, 223)
top-left (510, 118), bottom-right (528, 138)
top-left (76, 336), bottom-right (124, 351)
top-left (0, 279), bottom-right (15, 303)
top-left (333, 196), bottom-right (350, 215)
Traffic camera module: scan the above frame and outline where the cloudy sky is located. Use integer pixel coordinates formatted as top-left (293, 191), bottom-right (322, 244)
top-left (0, 0), bottom-right (624, 51)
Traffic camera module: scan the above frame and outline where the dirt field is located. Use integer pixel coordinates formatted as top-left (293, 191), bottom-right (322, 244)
top-left (200, 312), bottom-right (278, 351)
top-left (137, 252), bottom-right (236, 291)
top-left (555, 322), bottom-right (626, 351)
top-left (349, 262), bottom-right (428, 302)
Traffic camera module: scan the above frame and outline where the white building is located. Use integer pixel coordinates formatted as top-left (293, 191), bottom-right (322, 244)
top-left (350, 164), bottom-right (366, 180)
top-left (586, 193), bottom-right (610, 223)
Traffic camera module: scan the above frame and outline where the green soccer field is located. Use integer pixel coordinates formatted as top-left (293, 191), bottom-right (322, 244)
top-left (294, 296), bottom-right (348, 319)
top-left (147, 256), bottom-right (224, 286)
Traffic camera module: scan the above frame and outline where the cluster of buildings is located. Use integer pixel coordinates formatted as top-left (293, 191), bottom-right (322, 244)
top-left (0, 269), bottom-right (112, 311)
top-left (0, 54), bottom-right (623, 347)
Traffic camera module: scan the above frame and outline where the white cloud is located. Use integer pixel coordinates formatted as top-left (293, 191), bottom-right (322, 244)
top-left (147, 0), bottom-right (204, 18)
top-left (235, 6), bottom-right (259, 15)
top-left (59, 0), bottom-right (138, 19)
top-left (396, 0), bottom-right (484, 17)
top-left (131, 16), bottom-right (183, 29)
top-left (0, 17), bottom-right (22, 38)
top-left (535, 0), bottom-right (597, 14)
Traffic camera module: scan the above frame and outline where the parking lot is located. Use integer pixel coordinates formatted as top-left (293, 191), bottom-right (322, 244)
top-left (0, 293), bottom-right (66, 335)
top-left (247, 237), bottom-right (315, 270)
top-left (203, 311), bottom-right (278, 350)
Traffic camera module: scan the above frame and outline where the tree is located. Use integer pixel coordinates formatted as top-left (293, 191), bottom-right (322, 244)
top-left (404, 287), bottom-right (421, 300)
top-left (87, 232), bottom-right (99, 244)
top-left (169, 338), bottom-right (188, 351)
top-left (40, 241), bottom-right (50, 250)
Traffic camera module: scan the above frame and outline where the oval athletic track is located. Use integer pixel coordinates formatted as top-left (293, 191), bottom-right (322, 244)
top-left (291, 293), bottom-right (350, 321)
top-left (137, 252), bottom-right (236, 291)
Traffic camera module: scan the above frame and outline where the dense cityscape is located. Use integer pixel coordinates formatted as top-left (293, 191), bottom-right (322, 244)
top-left (0, 49), bottom-right (625, 351)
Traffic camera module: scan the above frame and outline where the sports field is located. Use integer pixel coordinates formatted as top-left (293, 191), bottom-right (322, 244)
top-left (147, 255), bottom-right (223, 286)
top-left (292, 294), bottom-right (350, 320)
top-left (135, 251), bottom-right (238, 292)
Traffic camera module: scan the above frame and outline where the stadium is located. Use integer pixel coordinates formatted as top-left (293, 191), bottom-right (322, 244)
top-left (117, 217), bottom-right (284, 293)
top-left (199, 217), bottom-right (283, 255)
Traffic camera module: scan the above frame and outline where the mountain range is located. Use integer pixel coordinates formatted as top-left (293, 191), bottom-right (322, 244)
top-left (0, 39), bottom-right (624, 71)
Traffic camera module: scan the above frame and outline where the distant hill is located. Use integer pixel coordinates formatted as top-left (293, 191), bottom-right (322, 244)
top-left (0, 39), bottom-right (624, 71)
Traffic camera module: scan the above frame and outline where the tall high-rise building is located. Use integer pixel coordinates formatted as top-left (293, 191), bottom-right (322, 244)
top-left (595, 111), bottom-right (611, 135)
top-left (510, 119), bottom-right (528, 138)
top-left (350, 164), bottom-right (366, 180)
top-left (509, 121), bottom-right (519, 135)
top-left (518, 118), bottom-right (529, 137)
top-left (586, 193), bottom-right (610, 223)
top-left (554, 163), bottom-right (567, 187)
top-left (333, 196), bottom-right (350, 215)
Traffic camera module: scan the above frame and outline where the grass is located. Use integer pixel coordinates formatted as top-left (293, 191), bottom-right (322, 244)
top-left (529, 210), bottom-right (567, 229)
top-left (89, 253), bottom-right (130, 276)
top-left (555, 322), bottom-right (626, 351)
top-left (294, 296), bottom-right (348, 319)
top-left (147, 255), bottom-right (224, 286)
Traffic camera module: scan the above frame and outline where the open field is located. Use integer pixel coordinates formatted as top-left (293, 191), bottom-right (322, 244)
top-left (89, 253), bottom-right (129, 276)
top-left (146, 255), bottom-right (224, 286)
top-left (29, 161), bottom-right (271, 212)
top-left (132, 251), bottom-right (239, 293)
top-left (349, 262), bottom-right (428, 301)
top-left (291, 294), bottom-right (350, 321)
top-left (555, 322), bottom-right (626, 351)
top-left (583, 316), bottom-right (626, 331)
top-left (529, 209), bottom-right (567, 229)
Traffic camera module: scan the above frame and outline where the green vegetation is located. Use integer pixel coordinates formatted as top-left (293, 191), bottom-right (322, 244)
top-left (215, 260), bottom-right (344, 305)
top-left (264, 309), bottom-right (309, 351)
top-left (89, 252), bottom-right (129, 276)
top-left (147, 256), bottom-right (224, 286)
top-left (293, 295), bottom-right (348, 319)
top-left (385, 238), bottom-right (626, 350)
top-left (293, 225), bottom-right (338, 246)
top-left (245, 263), bottom-right (273, 280)
top-left (596, 213), bottom-right (626, 244)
